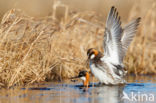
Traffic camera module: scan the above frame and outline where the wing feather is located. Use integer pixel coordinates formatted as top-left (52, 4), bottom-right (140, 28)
top-left (103, 6), bottom-right (141, 66)
top-left (121, 17), bottom-right (141, 58)
top-left (103, 6), bottom-right (123, 64)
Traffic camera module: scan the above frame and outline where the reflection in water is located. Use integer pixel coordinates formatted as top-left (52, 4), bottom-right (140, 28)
top-left (86, 85), bottom-right (124, 103)
top-left (0, 76), bottom-right (156, 103)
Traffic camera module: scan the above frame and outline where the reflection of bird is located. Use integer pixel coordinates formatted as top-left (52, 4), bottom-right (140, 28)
top-left (71, 71), bottom-right (90, 87)
top-left (87, 6), bottom-right (141, 85)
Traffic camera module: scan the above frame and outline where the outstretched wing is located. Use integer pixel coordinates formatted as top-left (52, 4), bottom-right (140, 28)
top-left (121, 17), bottom-right (141, 58)
top-left (103, 6), bottom-right (123, 64)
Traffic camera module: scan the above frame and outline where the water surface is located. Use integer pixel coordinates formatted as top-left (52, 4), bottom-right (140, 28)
top-left (0, 75), bottom-right (156, 103)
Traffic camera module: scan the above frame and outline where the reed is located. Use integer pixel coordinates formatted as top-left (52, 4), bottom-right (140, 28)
top-left (0, 1), bottom-right (155, 88)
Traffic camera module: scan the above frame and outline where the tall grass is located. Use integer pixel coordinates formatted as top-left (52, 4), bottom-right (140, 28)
top-left (0, 1), bottom-right (155, 88)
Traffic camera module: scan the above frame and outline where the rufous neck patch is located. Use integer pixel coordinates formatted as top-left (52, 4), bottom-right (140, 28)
top-left (93, 49), bottom-right (98, 56)
top-left (83, 72), bottom-right (89, 87)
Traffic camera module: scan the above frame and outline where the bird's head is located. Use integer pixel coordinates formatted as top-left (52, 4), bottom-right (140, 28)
top-left (87, 48), bottom-right (99, 60)
top-left (71, 71), bottom-right (90, 87)
top-left (78, 71), bottom-right (90, 87)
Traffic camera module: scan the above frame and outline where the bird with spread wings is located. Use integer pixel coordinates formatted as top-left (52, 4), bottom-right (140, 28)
top-left (87, 6), bottom-right (141, 84)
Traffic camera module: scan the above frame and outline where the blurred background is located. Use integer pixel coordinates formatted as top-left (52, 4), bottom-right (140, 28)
top-left (0, 0), bottom-right (155, 21)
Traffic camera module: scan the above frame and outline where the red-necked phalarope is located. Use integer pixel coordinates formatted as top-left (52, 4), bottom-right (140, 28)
top-left (87, 6), bottom-right (141, 85)
top-left (71, 71), bottom-right (90, 87)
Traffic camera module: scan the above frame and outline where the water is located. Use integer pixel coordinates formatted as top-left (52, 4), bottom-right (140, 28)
top-left (0, 75), bottom-right (156, 103)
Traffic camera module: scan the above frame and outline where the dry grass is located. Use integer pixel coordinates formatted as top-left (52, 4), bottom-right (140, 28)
top-left (0, 1), bottom-right (155, 88)
top-left (125, 2), bottom-right (156, 75)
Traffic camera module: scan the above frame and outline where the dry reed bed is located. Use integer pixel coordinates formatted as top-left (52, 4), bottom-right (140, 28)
top-left (0, 3), bottom-right (155, 88)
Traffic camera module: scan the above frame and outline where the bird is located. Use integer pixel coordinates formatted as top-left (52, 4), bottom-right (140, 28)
top-left (71, 70), bottom-right (90, 87)
top-left (87, 6), bottom-right (141, 85)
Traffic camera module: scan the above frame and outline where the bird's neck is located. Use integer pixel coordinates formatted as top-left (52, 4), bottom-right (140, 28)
top-left (83, 73), bottom-right (90, 87)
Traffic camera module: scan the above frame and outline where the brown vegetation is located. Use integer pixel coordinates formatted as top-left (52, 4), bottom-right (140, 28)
top-left (0, 0), bottom-right (155, 88)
